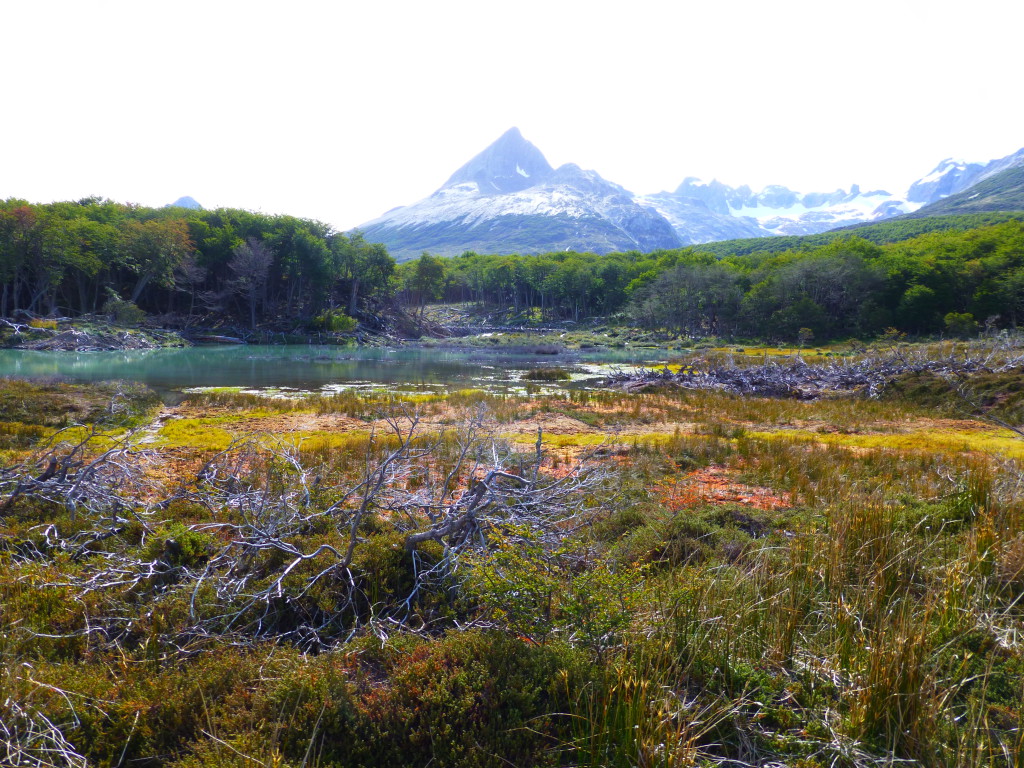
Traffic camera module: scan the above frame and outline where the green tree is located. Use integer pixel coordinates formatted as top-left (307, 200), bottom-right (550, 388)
top-left (943, 311), bottom-right (979, 339)
top-left (229, 237), bottom-right (274, 329)
top-left (409, 253), bottom-right (446, 318)
top-left (896, 284), bottom-right (941, 334)
top-left (121, 218), bottom-right (194, 303)
top-left (332, 232), bottom-right (395, 315)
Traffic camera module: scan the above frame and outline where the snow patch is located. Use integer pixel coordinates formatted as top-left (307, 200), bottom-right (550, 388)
top-left (725, 186), bottom-right (911, 232)
top-left (516, 164), bottom-right (529, 178)
top-left (916, 163), bottom-right (966, 186)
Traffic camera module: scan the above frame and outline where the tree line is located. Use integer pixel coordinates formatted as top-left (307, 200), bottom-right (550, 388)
top-left (398, 217), bottom-right (1024, 340)
top-left (0, 197), bottom-right (396, 327)
top-left (5, 197), bottom-right (1024, 341)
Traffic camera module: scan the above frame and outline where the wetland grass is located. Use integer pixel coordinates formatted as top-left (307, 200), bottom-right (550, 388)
top-left (3, 360), bottom-right (1024, 766)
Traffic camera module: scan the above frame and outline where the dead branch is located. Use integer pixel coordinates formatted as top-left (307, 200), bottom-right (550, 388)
top-left (10, 405), bottom-right (617, 651)
top-left (1, 669), bottom-right (89, 768)
top-left (1, 428), bottom-right (152, 521)
top-left (606, 346), bottom-right (1024, 400)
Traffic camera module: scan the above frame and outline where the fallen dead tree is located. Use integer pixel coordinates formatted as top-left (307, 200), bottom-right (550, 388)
top-left (1, 407), bottom-right (615, 652)
top-left (0, 429), bottom-right (155, 554)
top-left (161, 409), bottom-right (613, 648)
top-left (606, 346), bottom-right (1024, 400)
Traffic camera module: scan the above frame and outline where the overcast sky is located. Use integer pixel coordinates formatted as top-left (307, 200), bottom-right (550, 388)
top-left (3, 1), bottom-right (1022, 231)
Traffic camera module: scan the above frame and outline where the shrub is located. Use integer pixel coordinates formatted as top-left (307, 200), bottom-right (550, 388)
top-left (313, 309), bottom-right (358, 333)
top-left (102, 292), bottom-right (146, 325)
top-left (944, 311), bottom-right (979, 339)
top-left (347, 631), bottom-right (587, 767)
top-left (522, 367), bottom-right (572, 381)
top-left (144, 521), bottom-right (215, 567)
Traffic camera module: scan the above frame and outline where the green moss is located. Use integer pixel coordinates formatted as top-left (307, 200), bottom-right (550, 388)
top-left (157, 418), bottom-right (235, 450)
top-left (746, 425), bottom-right (1024, 459)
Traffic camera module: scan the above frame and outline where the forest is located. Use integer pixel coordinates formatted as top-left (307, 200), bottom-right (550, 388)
top-left (2, 199), bottom-right (1024, 344)
top-left (398, 215), bottom-right (1024, 340)
top-left (0, 198), bottom-right (395, 328)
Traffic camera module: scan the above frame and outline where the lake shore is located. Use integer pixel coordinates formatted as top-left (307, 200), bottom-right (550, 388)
top-left (3, 354), bottom-right (1024, 765)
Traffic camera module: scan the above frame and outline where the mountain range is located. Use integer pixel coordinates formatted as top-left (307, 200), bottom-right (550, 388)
top-left (359, 129), bottom-right (1024, 260)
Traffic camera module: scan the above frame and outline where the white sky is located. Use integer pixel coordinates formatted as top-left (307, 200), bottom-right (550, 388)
top-left (3, 0), bottom-right (1022, 231)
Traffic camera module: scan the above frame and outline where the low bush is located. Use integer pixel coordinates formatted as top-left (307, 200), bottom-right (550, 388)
top-left (313, 310), bottom-right (358, 333)
top-left (102, 292), bottom-right (147, 325)
top-left (522, 367), bottom-right (572, 381)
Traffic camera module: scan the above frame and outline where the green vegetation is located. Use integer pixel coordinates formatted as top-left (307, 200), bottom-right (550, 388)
top-left (0, 198), bottom-right (396, 328)
top-left (5, 197), bottom-right (1024, 347)
top-left (3, 357), bottom-right (1024, 765)
top-left (692, 211), bottom-right (1024, 258)
top-left (396, 215), bottom-right (1024, 342)
top-left (312, 309), bottom-right (359, 333)
top-left (8, 195), bottom-right (1024, 763)
top-left (522, 367), bottom-right (572, 381)
top-left (910, 166), bottom-right (1024, 217)
top-left (0, 377), bottom-right (158, 452)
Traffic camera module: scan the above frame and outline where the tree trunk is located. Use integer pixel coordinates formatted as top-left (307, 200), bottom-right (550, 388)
top-left (348, 278), bottom-right (359, 316)
top-left (130, 272), bottom-right (152, 303)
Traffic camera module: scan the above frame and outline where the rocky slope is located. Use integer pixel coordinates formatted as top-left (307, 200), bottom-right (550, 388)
top-left (358, 130), bottom-right (1024, 258)
top-left (909, 161), bottom-right (1024, 216)
top-left (360, 128), bottom-right (681, 260)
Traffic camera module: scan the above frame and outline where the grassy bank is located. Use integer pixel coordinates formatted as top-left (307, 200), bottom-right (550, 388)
top-left (1, 354), bottom-right (1023, 766)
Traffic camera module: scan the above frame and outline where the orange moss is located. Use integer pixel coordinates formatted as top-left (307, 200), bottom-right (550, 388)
top-left (659, 465), bottom-right (791, 511)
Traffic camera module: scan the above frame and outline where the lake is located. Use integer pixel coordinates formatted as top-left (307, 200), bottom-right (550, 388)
top-left (0, 344), bottom-right (669, 397)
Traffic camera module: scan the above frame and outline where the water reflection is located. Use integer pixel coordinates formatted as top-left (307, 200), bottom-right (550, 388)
top-left (0, 344), bottom-right (667, 395)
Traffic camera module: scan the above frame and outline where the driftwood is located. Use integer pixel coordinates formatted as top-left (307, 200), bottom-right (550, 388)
top-left (20, 328), bottom-right (165, 352)
top-left (1, 407), bottom-right (614, 652)
top-left (606, 347), bottom-right (1024, 400)
top-left (0, 317), bottom-right (40, 336)
top-left (190, 334), bottom-right (245, 345)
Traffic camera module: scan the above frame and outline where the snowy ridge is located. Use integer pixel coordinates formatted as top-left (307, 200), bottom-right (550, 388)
top-left (363, 175), bottom-right (630, 230)
top-left (360, 130), bottom-right (680, 259)
top-left (357, 129), bottom-right (1024, 257)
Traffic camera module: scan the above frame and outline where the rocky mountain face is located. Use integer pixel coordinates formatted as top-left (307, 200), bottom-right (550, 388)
top-left (906, 149), bottom-right (1024, 204)
top-left (638, 179), bottom-right (916, 240)
top-left (909, 160), bottom-right (1024, 217)
top-left (359, 128), bottom-right (681, 260)
top-left (358, 130), bottom-right (1024, 259)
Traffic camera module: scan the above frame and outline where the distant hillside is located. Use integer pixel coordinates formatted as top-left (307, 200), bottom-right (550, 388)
top-left (691, 212), bottom-right (1024, 258)
top-left (167, 196), bottom-right (202, 210)
top-left (358, 128), bottom-right (1024, 259)
top-left (908, 164), bottom-right (1024, 216)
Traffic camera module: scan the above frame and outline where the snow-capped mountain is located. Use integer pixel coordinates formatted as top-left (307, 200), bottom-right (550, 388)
top-left (638, 178), bottom-right (920, 241)
top-left (910, 158), bottom-right (1024, 217)
top-left (358, 130), bottom-right (1024, 258)
top-left (359, 128), bottom-right (681, 260)
top-left (906, 149), bottom-right (1024, 206)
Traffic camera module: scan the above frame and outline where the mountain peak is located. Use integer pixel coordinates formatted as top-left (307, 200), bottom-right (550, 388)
top-left (443, 128), bottom-right (554, 194)
top-left (167, 195), bottom-right (202, 210)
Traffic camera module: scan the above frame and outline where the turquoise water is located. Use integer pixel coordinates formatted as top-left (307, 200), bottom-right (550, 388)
top-left (0, 344), bottom-right (667, 395)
